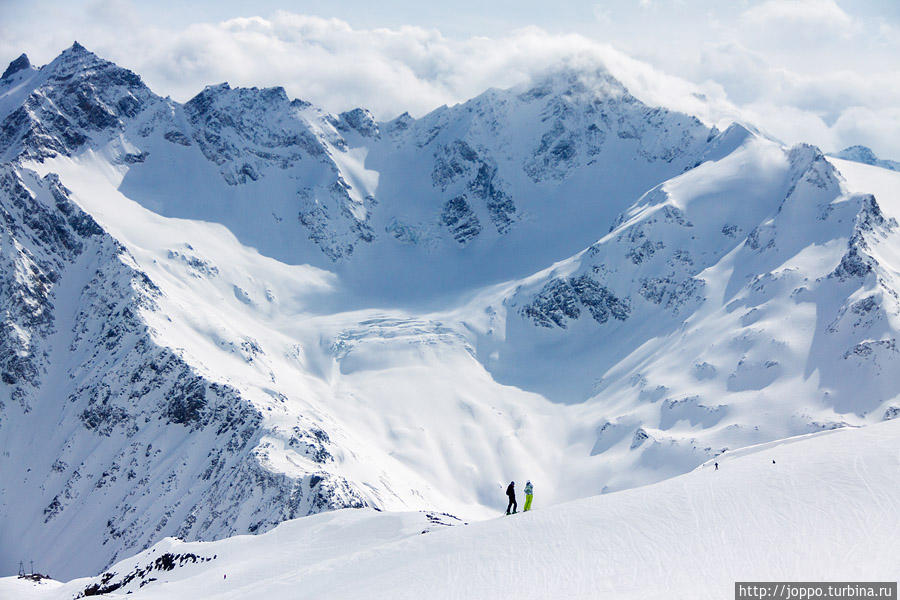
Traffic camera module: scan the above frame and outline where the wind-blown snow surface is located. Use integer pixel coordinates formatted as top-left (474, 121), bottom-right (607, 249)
top-left (3, 43), bottom-right (900, 580)
top-left (3, 418), bottom-right (899, 599)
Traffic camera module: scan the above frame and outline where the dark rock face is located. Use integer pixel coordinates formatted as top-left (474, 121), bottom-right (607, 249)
top-left (432, 139), bottom-right (480, 189)
top-left (471, 159), bottom-right (516, 234)
top-left (831, 195), bottom-right (898, 280)
top-left (1, 53), bottom-right (31, 80)
top-left (432, 139), bottom-right (517, 236)
top-left (0, 167), bottom-right (104, 409)
top-left (638, 275), bottom-right (705, 313)
top-left (164, 377), bottom-right (207, 425)
top-left (163, 130), bottom-right (192, 146)
top-left (524, 119), bottom-right (586, 182)
top-left (184, 83), bottom-right (325, 184)
top-left (521, 275), bottom-right (631, 328)
top-left (297, 181), bottom-right (377, 261)
top-left (336, 107), bottom-right (379, 138)
top-left (441, 195), bottom-right (482, 245)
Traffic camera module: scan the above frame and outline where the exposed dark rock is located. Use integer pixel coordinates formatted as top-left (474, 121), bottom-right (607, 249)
top-left (521, 275), bottom-right (631, 328)
top-left (337, 107), bottom-right (379, 138)
top-left (77, 552), bottom-right (217, 597)
top-left (163, 130), bottom-right (192, 146)
top-left (440, 195), bottom-right (481, 245)
top-left (1, 53), bottom-right (31, 80)
top-left (432, 139), bottom-right (517, 237)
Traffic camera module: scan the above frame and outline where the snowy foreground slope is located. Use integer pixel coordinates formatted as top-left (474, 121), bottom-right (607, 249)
top-left (3, 418), bottom-right (899, 599)
top-left (3, 43), bottom-right (900, 580)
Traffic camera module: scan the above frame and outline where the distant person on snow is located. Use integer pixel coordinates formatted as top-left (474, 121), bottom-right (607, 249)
top-left (524, 480), bottom-right (534, 511)
top-left (506, 481), bottom-right (517, 514)
top-left (714, 462), bottom-right (718, 471)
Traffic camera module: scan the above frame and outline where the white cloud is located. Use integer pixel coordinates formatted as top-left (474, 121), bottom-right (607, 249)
top-left (2, 5), bottom-right (899, 159)
top-left (11, 11), bottom-right (732, 126)
top-left (693, 41), bottom-right (900, 115)
top-left (741, 0), bottom-right (857, 35)
top-left (833, 106), bottom-right (900, 157)
top-left (740, 102), bottom-right (837, 150)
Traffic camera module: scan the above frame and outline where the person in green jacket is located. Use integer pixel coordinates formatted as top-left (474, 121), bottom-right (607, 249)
top-left (523, 480), bottom-right (534, 511)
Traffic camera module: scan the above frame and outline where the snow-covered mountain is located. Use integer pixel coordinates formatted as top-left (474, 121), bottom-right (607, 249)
top-left (471, 137), bottom-right (900, 492)
top-left (830, 145), bottom-right (900, 172)
top-left (2, 43), bottom-right (900, 580)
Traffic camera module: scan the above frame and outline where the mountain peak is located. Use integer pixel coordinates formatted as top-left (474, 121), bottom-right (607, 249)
top-left (838, 145), bottom-right (877, 163)
top-left (1, 53), bottom-right (31, 80)
top-left (337, 107), bottom-right (379, 138)
top-left (37, 42), bottom-right (150, 99)
top-left (518, 66), bottom-right (630, 104)
top-left (0, 44), bottom-right (155, 161)
top-left (42, 41), bottom-right (118, 81)
top-left (184, 83), bottom-right (300, 119)
top-left (57, 41), bottom-right (97, 62)
top-left (831, 145), bottom-right (900, 172)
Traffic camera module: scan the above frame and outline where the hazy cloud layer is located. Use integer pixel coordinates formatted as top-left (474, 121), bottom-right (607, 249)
top-left (1, 1), bottom-right (898, 157)
top-left (741, 0), bottom-right (858, 36)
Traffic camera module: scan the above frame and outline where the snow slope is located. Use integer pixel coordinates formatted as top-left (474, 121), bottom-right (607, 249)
top-left (4, 416), bottom-right (898, 599)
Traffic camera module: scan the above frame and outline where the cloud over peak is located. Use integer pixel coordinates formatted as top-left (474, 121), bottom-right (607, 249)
top-left (2, 4), bottom-right (899, 158)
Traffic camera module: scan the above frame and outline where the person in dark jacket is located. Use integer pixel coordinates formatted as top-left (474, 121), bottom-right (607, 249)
top-left (506, 481), bottom-right (517, 514)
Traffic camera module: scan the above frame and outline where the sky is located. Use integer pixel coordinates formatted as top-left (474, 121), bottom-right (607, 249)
top-left (1, 0), bottom-right (899, 157)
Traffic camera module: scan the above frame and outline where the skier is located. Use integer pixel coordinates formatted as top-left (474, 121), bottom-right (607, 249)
top-left (523, 480), bottom-right (534, 511)
top-left (714, 462), bottom-right (718, 471)
top-left (506, 481), bottom-right (517, 514)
